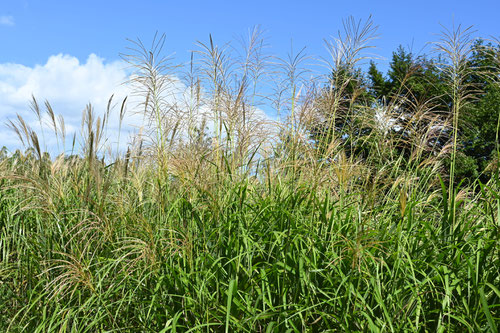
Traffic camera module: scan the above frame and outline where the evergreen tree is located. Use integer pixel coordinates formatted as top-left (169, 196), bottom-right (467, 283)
top-left (458, 40), bottom-right (500, 183)
top-left (368, 46), bottom-right (449, 158)
top-left (311, 65), bottom-right (374, 158)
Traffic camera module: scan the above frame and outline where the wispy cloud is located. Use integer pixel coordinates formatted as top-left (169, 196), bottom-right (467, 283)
top-left (0, 15), bottom-right (15, 26)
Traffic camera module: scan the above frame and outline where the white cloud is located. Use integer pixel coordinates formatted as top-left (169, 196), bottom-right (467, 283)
top-left (0, 53), bottom-right (275, 156)
top-left (0, 54), bottom-right (141, 152)
top-left (0, 16), bottom-right (14, 26)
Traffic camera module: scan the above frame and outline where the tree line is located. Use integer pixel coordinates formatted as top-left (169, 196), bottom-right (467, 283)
top-left (311, 39), bottom-right (500, 186)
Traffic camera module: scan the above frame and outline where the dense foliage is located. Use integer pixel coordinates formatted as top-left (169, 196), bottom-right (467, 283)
top-left (368, 40), bottom-right (500, 185)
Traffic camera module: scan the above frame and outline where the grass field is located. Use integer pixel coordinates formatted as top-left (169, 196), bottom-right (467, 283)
top-left (0, 19), bottom-right (499, 332)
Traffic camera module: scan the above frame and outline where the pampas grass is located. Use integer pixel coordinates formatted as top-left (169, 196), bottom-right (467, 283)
top-left (0, 18), bottom-right (499, 332)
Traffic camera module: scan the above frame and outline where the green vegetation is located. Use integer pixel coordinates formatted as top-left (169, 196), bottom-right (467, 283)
top-left (0, 18), bottom-right (499, 331)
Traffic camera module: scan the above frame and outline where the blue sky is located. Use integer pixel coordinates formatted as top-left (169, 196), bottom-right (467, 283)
top-left (0, 0), bottom-right (499, 151)
top-left (2, 0), bottom-right (499, 67)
